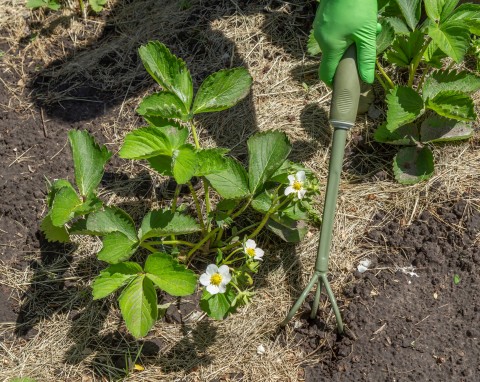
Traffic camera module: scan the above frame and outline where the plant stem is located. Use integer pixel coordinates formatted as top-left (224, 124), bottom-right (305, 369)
top-left (375, 72), bottom-right (389, 92)
top-left (144, 240), bottom-right (196, 248)
top-left (188, 181), bottom-right (206, 233)
top-left (247, 197), bottom-right (291, 239)
top-left (140, 242), bottom-right (157, 253)
top-left (170, 184), bottom-right (182, 246)
top-left (408, 38), bottom-right (431, 88)
top-left (376, 59), bottom-right (395, 90)
top-left (78, 0), bottom-right (86, 18)
top-left (204, 179), bottom-right (211, 232)
top-left (417, 65), bottom-right (429, 91)
top-left (222, 247), bottom-right (244, 263)
top-left (189, 121), bottom-right (201, 149)
top-left (221, 196), bottom-right (292, 252)
top-left (186, 228), bottom-right (221, 264)
top-left (232, 197), bottom-right (253, 219)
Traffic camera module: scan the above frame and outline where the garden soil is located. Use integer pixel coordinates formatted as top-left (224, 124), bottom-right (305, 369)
top-left (1, 0), bottom-right (480, 381)
top-left (299, 198), bottom-right (480, 382)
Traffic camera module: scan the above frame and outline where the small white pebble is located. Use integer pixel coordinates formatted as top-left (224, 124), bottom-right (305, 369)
top-left (357, 259), bottom-right (371, 273)
top-left (257, 344), bottom-right (266, 355)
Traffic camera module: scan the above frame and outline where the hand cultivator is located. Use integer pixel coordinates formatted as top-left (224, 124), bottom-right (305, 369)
top-left (282, 45), bottom-right (360, 333)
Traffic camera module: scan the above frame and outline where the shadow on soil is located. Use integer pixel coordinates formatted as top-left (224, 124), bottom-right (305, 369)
top-left (14, 236), bottom-right (76, 337)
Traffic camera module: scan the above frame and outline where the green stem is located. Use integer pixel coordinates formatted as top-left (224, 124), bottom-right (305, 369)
top-left (247, 197), bottom-right (291, 239)
top-left (78, 0), bottom-right (86, 17)
top-left (221, 196), bottom-right (292, 252)
top-left (417, 65), bottom-right (429, 92)
top-left (140, 242), bottom-right (157, 253)
top-left (408, 38), bottom-right (431, 88)
top-left (231, 197), bottom-right (253, 219)
top-left (186, 228), bottom-right (221, 263)
top-left (222, 247), bottom-right (244, 263)
top-left (170, 184), bottom-right (182, 246)
top-left (376, 59), bottom-right (395, 90)
top-left (204, 179), bottom-right (212, 232)
top-left (375, 72), bottom-right (389, 92)
top-left (188, 182), bottom-right (206, 233)
top-left (190, 120), bottom-right (201, 149)
top-left (144, 240), bottom-right (195, 248)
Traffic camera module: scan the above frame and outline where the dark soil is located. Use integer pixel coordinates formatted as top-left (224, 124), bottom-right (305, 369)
top-left (300, 198), bottom-right (480, 381)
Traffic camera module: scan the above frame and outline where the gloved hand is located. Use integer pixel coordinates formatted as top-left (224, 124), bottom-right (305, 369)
top-left (313, 0), bottom-right (378, 86)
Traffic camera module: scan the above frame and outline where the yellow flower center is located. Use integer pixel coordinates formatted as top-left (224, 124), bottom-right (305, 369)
top-left (210, 273), bottom-right (223, 286)
top-left (293, 180), bottom-right (303, 191)
top-left (246, 248), bottom-right (256, 257)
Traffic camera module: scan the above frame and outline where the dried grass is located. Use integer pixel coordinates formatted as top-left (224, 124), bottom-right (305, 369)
top-left (1, 0), bottom-right (479, 381)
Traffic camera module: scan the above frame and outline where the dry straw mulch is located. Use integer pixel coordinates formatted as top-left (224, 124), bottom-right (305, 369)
top-left (1, 0), bottom-right (479, 381)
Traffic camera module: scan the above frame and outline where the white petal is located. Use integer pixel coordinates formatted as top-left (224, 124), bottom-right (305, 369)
top-left (217, 283), bottom-right (227, 293)
top-left (222, 272), bottom-right (232, 284)
top-left (205, 264), bottom-right (218, 276)
top-left (245, 239), bottom-right (256, 249)
top-left (218, 264), bottom-right (230, 277)
top-left (285, 186), bottom-right (294, 196)
top-left (199, 273), bottom-right (211, 286)
top-left (296, 170), bottom-right (306, 182)
top-left (298, 189), bottom-right (307, 199)
top-left (206, 284), bottom-right (220, 294)
top-left (287, 174), bottom-right (295, 184)
top-left (254, 248), bottom-right (264, 260)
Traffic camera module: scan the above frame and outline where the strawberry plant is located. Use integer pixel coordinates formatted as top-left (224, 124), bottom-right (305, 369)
top-left (309, 0), bottom-right (480, 184)
top-left (26, 0), bottom-right (107, 15)
top-left (41, 41), bottom-right (320, 338)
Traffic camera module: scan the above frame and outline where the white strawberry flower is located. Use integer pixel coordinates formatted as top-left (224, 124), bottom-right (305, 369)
top-left (199, 264), bottom-right (231, 295)
top-left (284, 170), bottom-right (307, 199)
top-left (243, 239), bottom-right (264, 261)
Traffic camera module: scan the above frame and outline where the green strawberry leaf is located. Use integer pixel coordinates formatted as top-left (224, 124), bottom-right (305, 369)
top-left (307, 28), bottom-right (321, 56)
top-left (422, 69), bottom-right (480, 100)
top-left (200, 288), bottom-right (236, 320)
top-left (426, 90), bottom-right (476, 121)
top-left (89, 0), bottom-right (107, 13)
top-left (427, 21), bottom-right (470, 62)
top-left (267, 214), bottom-right (308, 243)
top-left (374, 122), bottom-right (419, 145)
top-left (147, 155), bottom-right (173, 176)
top-left (119, 126), bottom-right (172, 159)
top-left (40, 214), bottom-right (70, 243)
top-left (192, 68), bottom-right (252, 114)
top-left (137, 91), bottom-right (189, 121)
top-left (97, 232), bottom-right (139, 264)
top-left (446, 3), bottom-right (480, 35)
top-left (420, 115), bottom-right (473, 143)
top-left (385, 30), bottom-right (425, 67)
top-left (393, 146), bottom-right (434, 184)
top-left (247, 131), bottom-right (291, 194)
top-left (205, 157), bottom-right (250, 199)
top-left (385, 86), bottom-right (424, 132)
top-left (86, 207), bottom-right (137, 241)
top-left (68, 130), bottom-right (112, 197)
top-left (139, 210), bottom-right (201, 241)
top-left (145, 252), bottom-right (197, 296)
top-left (92, 262), bottom-right (143, 300)
top-left (172, 144), bottom-right (197, 184)
top-left (377, 18), bottom-right (396, 54)
top-left (138, 42), bottom-right (193, 112)
top-left (394, 0), bottom-right (421, 30)
top-left (194, 148), bottom-right (229, 177)
top-left (118, 275), bottom-right (158, 338)
top-left (50, 186), bottom-right (83, 226)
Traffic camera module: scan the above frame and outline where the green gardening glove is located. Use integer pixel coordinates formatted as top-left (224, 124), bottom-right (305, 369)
top-left (313, 0), bottom-right (378, 86)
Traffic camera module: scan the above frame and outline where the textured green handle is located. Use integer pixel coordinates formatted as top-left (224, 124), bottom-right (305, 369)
top-left (330, 45), bottom-right (361, 127)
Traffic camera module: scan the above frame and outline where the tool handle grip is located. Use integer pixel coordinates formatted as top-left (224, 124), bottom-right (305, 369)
top-left (329, 44), bottom-right (361, 127)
